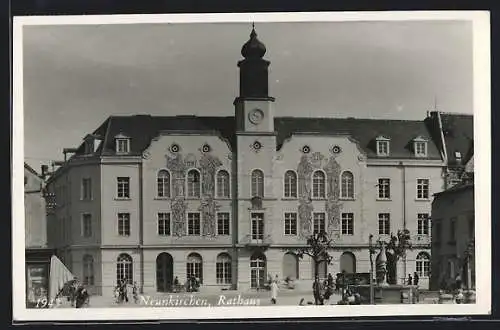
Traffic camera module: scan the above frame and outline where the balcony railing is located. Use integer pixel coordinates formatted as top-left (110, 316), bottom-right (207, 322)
top-left (240, 234), bottom-right (272, 247)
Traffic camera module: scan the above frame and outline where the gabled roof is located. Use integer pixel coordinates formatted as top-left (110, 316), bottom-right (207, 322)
top-left (433, 182), bottom-right (473, 198)
top-left (440, 113), bottom-right (473, 166)
top-left (274, 117), bottom-right (441, 159)
top-left (65, 115), bottom-right (444, 160)
top-left (95, 115), bottom-right (236, 157)
top-left (24, 162), bottom-right (40, 177)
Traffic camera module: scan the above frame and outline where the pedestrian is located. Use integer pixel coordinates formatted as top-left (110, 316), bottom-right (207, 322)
top-left (313, 276), bottom-right (322, 305)
top-left (455, 273), bottom-right (462, 290)
top-left (121, 278), bottom-right (129, 303)
top-left (413, 272), bottom-right (419, 286)
top-left (132, 282), bottom-right (139, 304)
top-left (270, 280), bottom-right (279, 304)
top-left (75, 285), bottom-right (89, 308)
top-left (407, 274), bottom-right (413, 285)
top-left (327, 273), bottom-right (333, 287)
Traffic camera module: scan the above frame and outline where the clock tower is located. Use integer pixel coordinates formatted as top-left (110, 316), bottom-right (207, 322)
top-left (234, 26), bottom-right (275, 133)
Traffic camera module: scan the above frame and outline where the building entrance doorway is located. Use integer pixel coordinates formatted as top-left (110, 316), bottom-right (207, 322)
top-left (156, 253), bottom-right (173, 292)
top-left (250, 252), bottom-right (266, 289)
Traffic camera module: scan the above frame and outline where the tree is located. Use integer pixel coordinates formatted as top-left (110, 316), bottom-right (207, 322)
top-left (294, 231), bottom-right (335, 279)
top-left (385, 229), bottom-right (412, 284)
top-left (290, 231), bottom-right (335, 304)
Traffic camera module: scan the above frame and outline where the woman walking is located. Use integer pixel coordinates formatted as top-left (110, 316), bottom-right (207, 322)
top-left (270, 280), bottom-right (279, 305)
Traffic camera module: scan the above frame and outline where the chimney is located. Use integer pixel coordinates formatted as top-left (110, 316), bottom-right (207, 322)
top-left (41, 165), bottom-right (49, 178)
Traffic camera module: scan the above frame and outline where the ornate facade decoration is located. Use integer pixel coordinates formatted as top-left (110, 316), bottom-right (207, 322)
top-left (198, 153), bottom-right (223, 197)
top-left (171, 197), bottom-right (187, 237)
top-left (197, 153), bottom-right (223, 237)
top-left (324, 156), bottom-right (342, 238)
top-left (165, 151), bottom-right (225, 237)
top-left (296, 153), bottom-right (343, 239)
top-left (166, 153), bottom-right (187, 237)
top-left (199, 196), bottom-right (219, 237)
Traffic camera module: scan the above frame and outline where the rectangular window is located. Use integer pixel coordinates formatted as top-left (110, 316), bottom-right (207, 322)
top-left (377, 141), bottom-right (389, 156)
top-left (251, 213), bottom-right (264, 240)
top-left (378, 178), bottom-right (390, 199)
top-left (416, 179), bottom-right (429, 199)
top-left (433, 219), bottom-right (442, 246)
top-left (116, 138), bottom-right (130, 153)
top-left (187, 213), bottom-right (201, 235)
top-left (417, 213), bottom-right (430, 235)
top-left (415, 142), bottom-right (427, 157)
top-left (341, 213), bottom-right (354, 235)
top-left (82, 213), bottom-right (92, 237)
top-left (468, 214), bottom-right (474, 239)
top-left (449, 217), bottom-right (457, 244)
top-left (313, 213), bottom-right (326, 235)
top-left (217, 213), bottom-right (230, 235)
top-left (284, 212), bottom-right (297, 235)
top-left (81, 178), bottom-right (92, 200)
top-left (118, 213), bottom-right (130, 236)
top-left (117, 177), bottom-right (130, 198)
top-left (158, 213), bottom-right (171, 236)
top-left (378, 213), bottom-right (390, 235)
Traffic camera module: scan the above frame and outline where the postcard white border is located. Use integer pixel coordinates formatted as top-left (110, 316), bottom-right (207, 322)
top-left (12, 11), bottom-right (491, 321)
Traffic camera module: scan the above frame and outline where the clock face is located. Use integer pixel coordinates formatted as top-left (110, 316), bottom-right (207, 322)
top-left (248, 109), bottom-right (264, 124)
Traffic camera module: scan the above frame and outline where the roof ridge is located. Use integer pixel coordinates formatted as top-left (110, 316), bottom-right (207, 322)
top-left (275, 116), bottom-right (423, 122)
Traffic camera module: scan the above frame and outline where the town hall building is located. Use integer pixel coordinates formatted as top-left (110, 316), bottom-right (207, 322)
top-left (43, 27), bottom-right (473, 295)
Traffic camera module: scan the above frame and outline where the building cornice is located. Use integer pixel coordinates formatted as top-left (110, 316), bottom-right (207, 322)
top-left (366, 159), bottom-right (445, 167)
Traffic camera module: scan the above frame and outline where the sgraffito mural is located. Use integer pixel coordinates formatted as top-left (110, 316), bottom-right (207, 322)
top-left (297, 152), bottom-right (342, 239)
top-left (166, 150), bottom-right (223, 238)
top-left (198, 153), bottom-right (223, 237)
top-left (324, 156), bottom-right (342, 239)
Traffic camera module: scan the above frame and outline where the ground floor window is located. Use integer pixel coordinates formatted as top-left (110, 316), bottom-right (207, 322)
top-left (216, 253), bottom-right (232, 284)
top-left (416, 252), bottom-right (430, 277)
top-left (116, 253), bottom-right (133, 284)
top-left (83, 254), bottom-right (95, 285)
top-left (250, 253), bottom-right (267, 289)
top-left (186, 253), bottom-right (203, 284)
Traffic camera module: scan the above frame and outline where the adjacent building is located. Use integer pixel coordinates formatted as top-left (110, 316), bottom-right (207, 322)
top-left (430, 155), bottom-right (474, 291)
top-left (25, 163), bottom-right (53, 306)
top-left (43, 27), bottom-right (473, 295)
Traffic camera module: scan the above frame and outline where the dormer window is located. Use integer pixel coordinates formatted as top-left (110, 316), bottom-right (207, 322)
top-left (115, 133), bottom-right (130, 154)
top-left (375, 136), bottom-right (390, 157)
top-left (413, 136), bottom-right (428, 158)
top-left (455, 151), bottom-right (462, 161)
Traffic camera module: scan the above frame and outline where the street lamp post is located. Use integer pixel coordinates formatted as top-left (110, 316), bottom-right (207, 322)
top-left (369, 234), bottom-right (375, 305)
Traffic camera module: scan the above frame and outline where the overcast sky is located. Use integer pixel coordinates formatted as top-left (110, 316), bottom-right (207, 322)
top-left (22, 20), bottom-right (473, 171)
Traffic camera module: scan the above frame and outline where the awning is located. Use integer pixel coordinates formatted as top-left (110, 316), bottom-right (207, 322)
top-left (48, 255), bottom-right (76, 301)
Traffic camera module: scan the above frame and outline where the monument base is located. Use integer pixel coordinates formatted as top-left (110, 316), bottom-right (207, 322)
top-left (355, 284), bottom-right (419, 304)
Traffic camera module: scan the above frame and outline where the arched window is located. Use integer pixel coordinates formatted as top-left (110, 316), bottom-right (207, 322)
top-left (312, 170), bottom-right (326, 198)
top-left (216, 253), bottom-right (232, 284)
top-left (186, 169), bottom-right (201, 198)
top-left (340, 252), bottom-right (356, 274)
top-left (116, 253), bottom-right (133, 285)
top-left (341, 171), bottom-right (354, 199)
top-left (282, 252), bottom-right (299, 280)
top-left (251, 170), bottom-right (264, 198)
top-left (83, 254), bottom-right (94, 285)
top-left (284, 170), bottom-right (298, 198)
top-left (186, 253), bottom-right (203, 284)
top-left (157, 170), bottom-right (170, 198)
top-left (216, 170), bottom-right (230, 198)
top-left (416, 252), bottom-right (430, 277)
